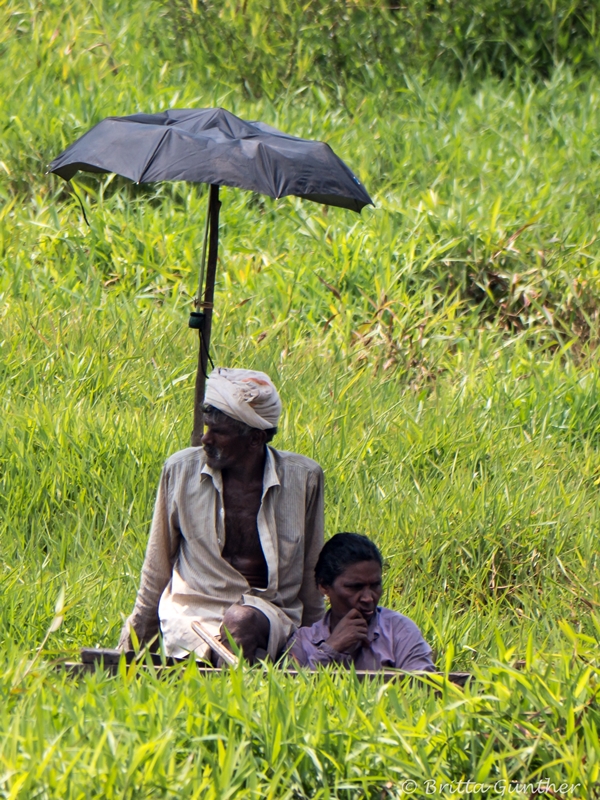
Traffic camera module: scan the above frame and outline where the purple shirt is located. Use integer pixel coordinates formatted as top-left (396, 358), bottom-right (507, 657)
top-left (287, 607), bottom-right (435, 671)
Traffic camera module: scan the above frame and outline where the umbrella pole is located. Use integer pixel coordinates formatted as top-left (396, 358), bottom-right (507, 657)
top-left (190, 184), bottom-right (221, 446)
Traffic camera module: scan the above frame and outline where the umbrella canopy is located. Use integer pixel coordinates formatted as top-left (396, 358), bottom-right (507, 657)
top-left (48, 107), bottom-right (372, 212)
top-left (48, 107), bottom-right (373, 443)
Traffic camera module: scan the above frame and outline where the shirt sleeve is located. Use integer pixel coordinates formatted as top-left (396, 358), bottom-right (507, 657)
top-left (118, 465), bottom-right (181, 649)
top-left (297, 465), bottom-right (326, 626)
top-left (287, 629), bottom-right (352, 669)
top-left (392, 616), bottom-right (436, 672)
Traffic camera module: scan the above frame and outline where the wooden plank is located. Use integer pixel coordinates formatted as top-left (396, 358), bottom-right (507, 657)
top-left (80, 648), bottom-right (179, 667)
top-left (69, 649), bottom-right (471, 685)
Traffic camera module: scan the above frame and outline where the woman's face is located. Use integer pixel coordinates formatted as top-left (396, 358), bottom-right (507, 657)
top-left (320, 560), bottom-right (383, 622)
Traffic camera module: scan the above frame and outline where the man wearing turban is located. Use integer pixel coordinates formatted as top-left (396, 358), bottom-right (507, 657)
top-left (119, 367), bottom-right (324, 662)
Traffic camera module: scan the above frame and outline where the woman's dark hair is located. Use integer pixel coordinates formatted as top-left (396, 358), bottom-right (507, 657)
top-left (315, 533), bottom-right (383, 587)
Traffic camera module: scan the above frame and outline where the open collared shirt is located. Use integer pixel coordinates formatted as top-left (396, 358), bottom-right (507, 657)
top-left (119, 445), bottom-right (325, 658)
top-left (287, 607), bottom-right (435, 671)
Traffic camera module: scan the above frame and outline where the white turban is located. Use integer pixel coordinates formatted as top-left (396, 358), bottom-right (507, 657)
top-left (204, 367), bottom-right (282, 430)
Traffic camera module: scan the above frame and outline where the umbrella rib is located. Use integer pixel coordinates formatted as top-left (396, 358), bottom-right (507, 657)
top-left (137, 129), bottom-right (169, 183)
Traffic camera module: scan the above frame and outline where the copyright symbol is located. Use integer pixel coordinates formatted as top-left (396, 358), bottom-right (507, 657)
top-left (403, 780), bottom-right (417, 794)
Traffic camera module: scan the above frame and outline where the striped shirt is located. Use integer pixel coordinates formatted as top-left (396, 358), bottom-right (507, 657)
top-left (119, 446), bottom-right (325, 657)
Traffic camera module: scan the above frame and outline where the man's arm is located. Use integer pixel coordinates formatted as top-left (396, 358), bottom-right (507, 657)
top-left (118, 465), bottom-right (181, 649)
top-left (298, 465), bottom-right (325, 626)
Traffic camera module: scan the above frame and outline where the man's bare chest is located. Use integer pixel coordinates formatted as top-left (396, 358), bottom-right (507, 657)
top-left (220, 480), bottom-right (268, 586)
top-left (222, 482), bottom-right (262, 542)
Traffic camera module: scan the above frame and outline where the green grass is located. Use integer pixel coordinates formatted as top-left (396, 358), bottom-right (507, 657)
top-left (2, 656), bottom-right (599, 799)
top-left (1, 0), bottom-right (600, 796)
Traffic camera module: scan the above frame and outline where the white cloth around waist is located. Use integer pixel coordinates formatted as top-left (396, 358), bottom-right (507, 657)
top-left (159, 590), bottom-right (295, 660)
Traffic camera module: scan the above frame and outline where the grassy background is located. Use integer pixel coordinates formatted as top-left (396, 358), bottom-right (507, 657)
top-left (1, 0), bottom-right (600, 796)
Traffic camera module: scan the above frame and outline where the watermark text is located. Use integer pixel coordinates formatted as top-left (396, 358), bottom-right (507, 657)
top-left (393, 778), bottom-right (582, 796)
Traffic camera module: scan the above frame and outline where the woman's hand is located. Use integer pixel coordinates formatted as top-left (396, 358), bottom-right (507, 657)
top-left (326, 608), bottom-right (370, 653)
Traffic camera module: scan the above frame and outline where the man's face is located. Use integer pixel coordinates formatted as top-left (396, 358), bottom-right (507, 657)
top-left (201, 416), bottom-right (250, 470)
top-left (320, 560), bottom-right (383, 622)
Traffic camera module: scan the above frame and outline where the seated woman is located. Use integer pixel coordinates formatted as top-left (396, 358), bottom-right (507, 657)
top-left (287, 532), bottom-right (435, 671)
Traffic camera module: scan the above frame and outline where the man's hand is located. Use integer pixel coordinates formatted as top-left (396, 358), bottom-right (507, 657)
top-left (326, 608), bottom-right (370, 653)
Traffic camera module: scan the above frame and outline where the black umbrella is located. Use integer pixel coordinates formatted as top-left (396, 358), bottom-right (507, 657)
top-left (48, 107), bottom-right (373, 443)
